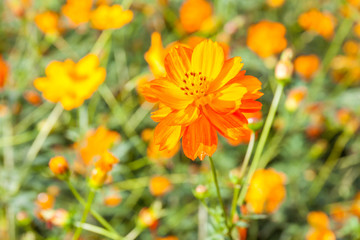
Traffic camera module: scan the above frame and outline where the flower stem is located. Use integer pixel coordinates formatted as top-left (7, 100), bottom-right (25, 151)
top-left (230, 131), bottom-right (256, 221)
top-left (74, 222), bottom-right (121, 240)
top-left (125, 226), bottom-right (142, 240)
top-left (237, 83), bottom-right (284, 207)
top-left (72, 189), bottom-right (97, 240)
top-left (208, 156), bottom-right (232, 239)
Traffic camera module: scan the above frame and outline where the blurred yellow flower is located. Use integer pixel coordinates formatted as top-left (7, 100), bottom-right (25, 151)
top-left (75, 126), bottom-right (120, 165)
top-left (245, 168), bottom-right (286, 214)
top-left (34, 54), bottom-right (106, 110)
top-left (49, 156), bottom-right (69, 176)
top-left (138, 208), bottom-right (158, 230)
top-left (266, 0), bottom-right (285, 8)
top-left (179, 0), bottom-right (213, 33)
top-left (34, 11), bottom-right (61, 35)
top-left (351, 192), bottom-right (360, 217)
top-left (62, 0), bottom-right (93, 26)
top-left (90, 151), bottom-right (119, 188)
top-left (90, 4), bottom-right (133, 30)
top-left (298, 9), bottom-right (335, 39)
top-left (294, 55), bottom-right (320, 80)
top-left (149, 176), bottom-right (172, 197)
top-left (0, 55), bottom-right (9, 89)
top-left (6, 0), bottom-right (32, 18)
top-left (285, 87), bottom-right (307, 112)
top-left (355, 23), bottom-right (360, 38)
top-left (144, 32), bottom-right (167, 78)
top-left (306, 211), bottom-right (336, 240)
top-left (247, 20), bottom-right (287, 58)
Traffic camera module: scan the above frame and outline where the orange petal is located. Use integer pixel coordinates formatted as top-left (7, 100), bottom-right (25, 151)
top-left (239, 100), bottom-right (262, 113)
top-left (182, 116), bottom-right (218, 160)
top-left (166, 104), bottom-right (200, 126)
top-left (191, 40), bottom-right (224, 82)
top-left (164, 45), bottom-right (192, 85)
top-left (208, 57), bottom-right (243, 92)
top-left (151, 104), bottom-right (172, 122)
top-left (154, 117), bottom-right (183, 151)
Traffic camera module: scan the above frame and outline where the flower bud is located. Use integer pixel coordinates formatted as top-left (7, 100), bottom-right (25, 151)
top-left (89, 168), bottom-right (107, 189)
top-left (138, 208), bottom-right (158, 230)
top-left (285, 87), bottom-right (307, 112)
top-left (149, 176), bottom-right (172, 197)
top-left (49, 156), bottom-right (69, 177)
top-left (275, 48), bottom-right (294, 85)
top-left (51, 209), bottom-right (70, 227)
top-left (193, 185), bottom-right (209, 199)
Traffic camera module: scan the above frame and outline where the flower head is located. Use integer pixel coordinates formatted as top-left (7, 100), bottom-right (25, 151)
top-left (49, 156), bottom-right (69, 176)
top-left (247, 20), bottom-right (287, 58)
top-left (294, 55), bottom-right (320, 80)
top-left (138, 208), bottom-right (158, 230)
top-left (34, 54), bottom-right (106, 110)
top-left (179, 0), bottom-right (213, 33)
top-left (285, 87), bottom-right (307, 112)
top-left (298, 9), bottom-right (335, 39)
top-left (245, 169), bottom-right (286, 214)
top-left (89, 151), bottom-right (119, 188)
top-left (90, 4), bottom-right (133, 30)
top-left (149, 176), bottom-right (172, 197)
top-left (306, 211), bottom-right (336, 240)
top-left (34, 11), bottom-right (61, 35)
top-left (142, 40), bottom-right (262, 160)
top-left (0, 55), bottom-right (9, 89)
top-left (266, 0), bottom-right (285, 8)
top-left (62, 0), bottom-right (93, 26)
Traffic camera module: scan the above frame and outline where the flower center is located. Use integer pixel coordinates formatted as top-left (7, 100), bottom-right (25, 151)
top-left (179, 71), bottom-right (210, 97)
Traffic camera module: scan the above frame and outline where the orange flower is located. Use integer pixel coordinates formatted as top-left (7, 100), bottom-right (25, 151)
top-left (24, 90), bottom-right (42, 105)
top-left (355, 23), bottom-right (360, 38)
top-left (138, 208), bottom-right (158, 230)
top-left (228, 111), bottom-right (262, 145)
top-left (75, 126), bottom-right (120, 165)
top-left (144, 32), bottom-right (167, 78)
top-left (298, 9), bottom-right (335, 39)
top-left (179, 0), bottom-right (213, 33)
top-left (149, 176), bottom-right (172, 196)
top-left (294, 55), bottom-right (320, 80)
top-left (351, 192), bottom-right (360, 217)
top-left (34, 54), bottom-right (106, 110)
top-left (285, 87), bottom-right (307, 112)
top-left (266, 0), bottom-right (285, 8)
top-left (330, 205), bottom-right (348, 223)
top-left (247, 20), bottom-right (287, 58)
top-left (49, 156), bottom-right (69, 175)
top-left (36, 192), bottom-right (55, 210)
top-left (104, 190), bottom-right (122, 207)
top-left (62, 0), bottom-right (93, 26)
top-left (142, 40), bottom-right (262, 160)
top-left (306, 229), bottom-right (336, 240)
top-left (94, 151), bottom-right (119, 172)
top-left (0, 55), bottom-right (9, 89)
top-left (90, 4), bottom-right (133, 30)
top-left (156, 237), bottom-right (178, 240)
top-left (6, 0), bottom-right (32, 18)
top-left (343, 40), bottom-right (359, 56)
top-left (306, 211), bottom-right (336, 240)
top-left (245, 169), bottom-right (286, 214)
top-left (34, 11), bottom-right (61, 35)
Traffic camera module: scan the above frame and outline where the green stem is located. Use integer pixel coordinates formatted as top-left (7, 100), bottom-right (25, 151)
top-left (91, 30), bottom-right (113, 56)
top-left (125, 226), bottom-right (142, 240)
top-left (230, 132), bottom-right (256, 221)
top-left (208, 156), bottom-right (232, 239)
top-left (67, 181), bottom-right (121, 238)
top-left (308, 130), bottom-right (353, 200)
top-left (72, 189), bottom-right (96, 240)
top-left (74, 222), bottom-right (120, 240)
top-left (237, 83), bottom-right (284, 206)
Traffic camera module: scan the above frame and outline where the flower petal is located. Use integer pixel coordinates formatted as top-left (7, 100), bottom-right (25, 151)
top-left (166, 104), bottom-right (200, 126)
top-left (154, 117), bottom-right (183, 151)
top-left (239, 100), bottom-right (262, 113)
top-left (182, 116), bottom-right (218, 160)
top-left (164, 45), bottom-right (193, 85)
top-left (191, 40), bottom-right (224, 81)
top-left (151, 104), bottom-right (172, 122)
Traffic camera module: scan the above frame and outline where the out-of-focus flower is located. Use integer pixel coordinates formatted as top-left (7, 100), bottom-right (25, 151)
top-left (330, 205), bottom-right (348, 223)
top-left (24, 90), bottom-right (42, 105)
top-left (149, 176), bottom-right (172, 197)
top-left (36, 193), bottom-right (55, 210)
top-left (351, 192), bottom-right (360, 217)
top-left (75, 126), bottom-right (120, 165)
top-left (285, 87), bottom-right (307, 112)
top-left (141, 40), bottom-right (263, 160)
top-left (62, 0), bottom-right (93, 26)
top-left (104, 190), bottom-right (122, 207)
top-left (138, 208), bottom-right (158, 230)
top-left (34, 54), bottom-right (106, 110)
top-left (294, 55), bottom-right (320, 81)
top-left (336, 108), bottom-right (353, 126)
top-left (193, 185), bottom-right (208, 199)
top-left (49, 156), bottom-right (69, 176)
top-left (144, 32), bottom-right (167, 78)
top-left (275, 50), bottom-right (294, 82)
top-left (6, 0), bottom-right (32, 18)
top-left (156, 237), bottom-right (178, 240)
top-left (247, 20), bottom-right (287, 58)
top-left (179, 0), bottom-right (213, 33)
top-left (298, 9), bottom-right (335, 39)
top-left (266, 0), bottom-right (285, 8)
top-left (0, 56), bottom-right (9, 89)
top-left (341, 0), bottom-right (360, 18)
top-left (245, 168), bottom-right (286, 214)
top-left (89, 151), bottom-right (119, 188)
top-left (306, 211), bottom-right (336, 240)
top-left (305, 103), bottom-right (325, 139)
top-left (34, 11), bottom-right (61, 35)
top-left (90, 4), bottom-right (133, 30)
top-left (355, 23), bottom-right (360, 38)
top-left (51, 209), bottom-right (69, 227)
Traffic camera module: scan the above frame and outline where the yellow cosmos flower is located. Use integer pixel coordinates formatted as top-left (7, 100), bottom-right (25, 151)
top-left (90, 4), bottom-right (133, 30)
top-left (298, 9), bottom-right (335, 39)
top-left (34, 54), bottom-right (106, 110)
top-left (179, 0), bottom-right (213, 33)
top-left (62, 0), bottom-right (93, 26)
top-left (34, 11), bottom-right (61, 35)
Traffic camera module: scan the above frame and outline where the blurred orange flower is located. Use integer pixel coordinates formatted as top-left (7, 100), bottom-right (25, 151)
top-left (49, 156), bottom-right (69, 176)
top-left (6, 0), bottom-right (32, 18)
top-left (330, 205), bottom-right (348, 223)
top-left (294, 55), bottom-right (320, 80)
top-left (156, 237), bottom-right (178, 240)
top-left (24, 90), bottom-right (42, 105)
top-left (36, 192), bottom-right (55, 210)
top-left (0, 55), bottom-right (9, 89)
top-left (90, 151), bottom-right (119, 188)
top-left (144, 32), bottom-right (167, 78)
top-left (138, 208), bottom-right (158, 230)
top-left (266, 0), bottom-right (285, 8)
top-left (90, 4), bottom-right (133, 30)
top-left (149, 176), bottom-right (172, 196)
top-left (285, 87), bottom-right (307, 112)
top-left (247, 20), bottom-right (287, 58)
top-left (351, 192), bottom-right (360, 217)
top-left (245, 168), bottom-right (286, 214)
top-left (355, 23), bottom-right (360, 38)
top-left (34, 11), bottom-right (61, 35)
top-left (62, 0), bottom-right (93, 26)
top-left (298, 9), bottom-right (335, 39)
top-left (75, 126), bottom-right (120, 165)
top-left (34, 54), bottom-right (106, 110)
top-left (179, 0), bottom-right (213, 33)
top-left (104, 189), bottom-right (122, 207)
top-left (142, 40), bottom-right (263, 160)
top-left (306, 211), bottom-right (336, 240)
